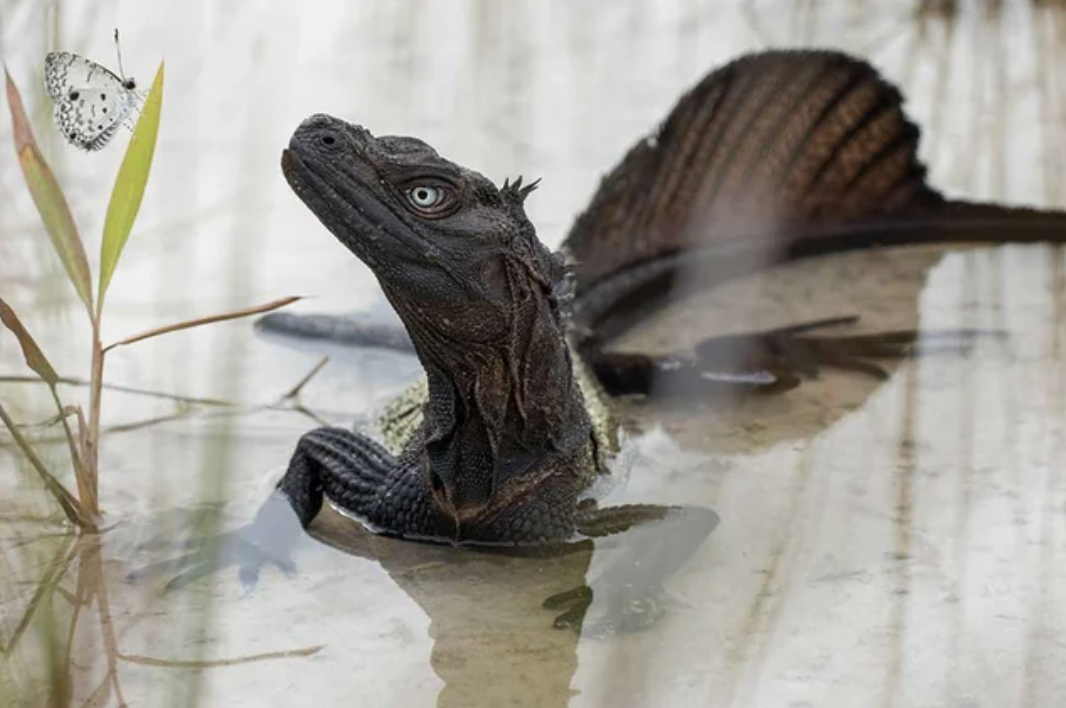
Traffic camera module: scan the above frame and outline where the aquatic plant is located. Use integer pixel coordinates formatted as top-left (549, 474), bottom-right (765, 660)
top-left (0, 62), bottom-right (296, 529)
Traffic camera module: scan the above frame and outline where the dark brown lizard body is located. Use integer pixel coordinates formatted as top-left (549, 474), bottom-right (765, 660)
top-left (564, 52), bottom-right (1066, 353)
top-left (224, 50), bottom-right (1066, 568)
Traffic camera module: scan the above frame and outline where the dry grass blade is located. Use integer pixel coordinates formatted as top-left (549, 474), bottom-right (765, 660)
top-left (0, 298), bottom-right (90, 500)
top-left (282, 356), bottom-right (330, 399)
top-left (102, 296), bottom-right (302, 352)
top-left (0, 374), bottom-right (234, 406)
top-left (0, 297), bottom-right (59, 386)
top-left (80, 675), bottom-right (112, 708)
top-left (4, 68), bottom-right (94, 316)
top-left (15, 407), bottom-right (76, 429)
top-left (119, 644), bottom-right (324, 668)
top-left (0, 401), bottom-right (85, 526)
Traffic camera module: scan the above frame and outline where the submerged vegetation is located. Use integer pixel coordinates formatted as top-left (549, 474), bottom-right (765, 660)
top-left (0, 59), bottom-right (312, 706)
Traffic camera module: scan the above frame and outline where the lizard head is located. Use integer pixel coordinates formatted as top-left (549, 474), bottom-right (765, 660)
top-left (281, 113), bottom-right (566, 333)
top-left (282, 114), bottom-right (587, 520)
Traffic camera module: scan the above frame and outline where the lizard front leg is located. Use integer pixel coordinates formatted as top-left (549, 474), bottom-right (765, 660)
top-left (150, 427), bottom-right (447, 589)
top-left (276, 426), bottom-right (446, 538)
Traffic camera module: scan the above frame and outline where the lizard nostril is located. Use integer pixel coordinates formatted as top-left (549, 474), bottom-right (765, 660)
top-left (320, 134), bottom-right (337, 146)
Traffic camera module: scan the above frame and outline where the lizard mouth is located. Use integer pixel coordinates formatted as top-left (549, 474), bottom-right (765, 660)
top-left (280, 146), bottom-right (428, 262)
top-left (280, 148), bottom-right (345, 228)
top-left (280, 149), bottom-right (315, 206)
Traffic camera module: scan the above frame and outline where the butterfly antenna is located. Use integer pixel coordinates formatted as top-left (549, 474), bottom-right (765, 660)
top-left (113, 29), bottom-right (127, 80)
top-left (112, 28), bottom-right (144, 103)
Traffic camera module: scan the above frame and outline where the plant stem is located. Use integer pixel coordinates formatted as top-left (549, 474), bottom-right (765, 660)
top-left (83, 321), bottom-right (104, 518)
top-left (48, 385), bottom-right (87, 501)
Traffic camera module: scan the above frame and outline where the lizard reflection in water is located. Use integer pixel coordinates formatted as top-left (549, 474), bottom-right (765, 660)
top-left (159, 50), bottom-right (1066, 629)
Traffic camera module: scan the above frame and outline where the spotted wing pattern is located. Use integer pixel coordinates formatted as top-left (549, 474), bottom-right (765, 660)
top-left (43, 51), bottom-right (137, 151)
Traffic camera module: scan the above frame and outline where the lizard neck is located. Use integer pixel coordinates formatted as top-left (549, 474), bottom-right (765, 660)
top-left (382, 282), bottom-right (592, 514)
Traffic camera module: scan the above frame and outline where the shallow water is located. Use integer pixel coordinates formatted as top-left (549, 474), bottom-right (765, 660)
top-left (1, 1), bottom-right (1065, 707)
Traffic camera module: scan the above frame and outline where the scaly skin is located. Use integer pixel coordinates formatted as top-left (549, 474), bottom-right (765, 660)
top-left (274, 117), bottom-right (683, 546)
top-left (241, 49), bottom-right (1066, 558)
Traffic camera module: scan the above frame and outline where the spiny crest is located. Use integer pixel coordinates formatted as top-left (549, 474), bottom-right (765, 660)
top-left (498, 175), bottom-right (573, 324)
top-left (501, 175), bottom-right (541, 205)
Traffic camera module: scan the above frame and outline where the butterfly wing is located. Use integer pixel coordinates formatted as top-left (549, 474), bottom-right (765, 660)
top-left (44, 52), bottom-right (136, 151)
top-left (44, 52), bottom-right (78, 100)
top-left (52, 87), bottom-right (135, 151)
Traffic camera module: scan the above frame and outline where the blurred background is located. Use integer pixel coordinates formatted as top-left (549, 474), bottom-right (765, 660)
top-left (1, 1), bottom-right (1065, 707)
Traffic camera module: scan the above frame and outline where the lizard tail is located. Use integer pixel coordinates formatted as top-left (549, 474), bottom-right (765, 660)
top-left (929, 199), bottom-right (1066, 242)
top-left (572, 199), bottom-right (1066, 348)
top-left (565, 50), bottom-right (1066, 343)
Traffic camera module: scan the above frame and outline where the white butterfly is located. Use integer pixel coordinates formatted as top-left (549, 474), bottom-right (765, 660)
top-left (43, 47), bottom-right (139, 151)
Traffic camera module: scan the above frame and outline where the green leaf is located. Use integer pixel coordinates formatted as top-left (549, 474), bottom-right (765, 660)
top-left (0, 296), bottom-right (59, 386)
top-left (98, 60), bottom-right (165, 306)
top-left (4, 68), bottom-right (94, 315)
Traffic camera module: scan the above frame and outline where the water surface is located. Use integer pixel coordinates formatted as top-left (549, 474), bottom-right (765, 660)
top-left (1, 1), bottom-right (1065, 707)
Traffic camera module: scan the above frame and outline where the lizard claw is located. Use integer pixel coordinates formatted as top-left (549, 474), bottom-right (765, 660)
top-left (128, 494), bottom-right (305, 592)
top-left (544, 580), bottom-right (667, 635)
top-left (542, 585), bottom-right (594, 630)
top-left (128, 526), bottom-right (298, 592)
top-left (687, 316), bottom-right (1002, 393)
top-left (709, 317), bottom-right (1003, 386)
top-left (594, 316), bottom-right (1003, 396)
top-left (541, 505), bottom-right (716, 633)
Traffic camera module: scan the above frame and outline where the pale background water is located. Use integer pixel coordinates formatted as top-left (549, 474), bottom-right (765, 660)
top-left (0, 1), bottom-right (1064, 707)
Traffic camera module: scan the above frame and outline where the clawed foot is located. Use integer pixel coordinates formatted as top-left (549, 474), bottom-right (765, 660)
top-left (542, 504), bottom-right (716, 634)
top-left (699, 315), bottom-right (999, 389)
top-left (543, 585), bottom-right (593, 629)
top-left (543, 582), bottom-right (665, 635)
top-left (127, 494), bottom-right (304, 591)
top-left (128, 528), bottom-right (297, 592)
top-left (595, 315), bottom-right (1001, 395)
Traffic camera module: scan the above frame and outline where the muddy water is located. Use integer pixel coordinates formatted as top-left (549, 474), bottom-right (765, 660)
top-left (1, 1), bottom-right (1065, 707)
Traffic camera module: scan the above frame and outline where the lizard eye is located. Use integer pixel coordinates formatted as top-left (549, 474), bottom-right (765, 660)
top-left (401, 182), bottom-right (458, 218)
top-left (407, 186), bottom-right (441, 209)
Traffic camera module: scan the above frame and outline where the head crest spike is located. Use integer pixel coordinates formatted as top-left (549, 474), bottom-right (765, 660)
top-left (501, 175), bottom-right (541, 205)
top-left (518, 178), bottom-right (541, 202)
